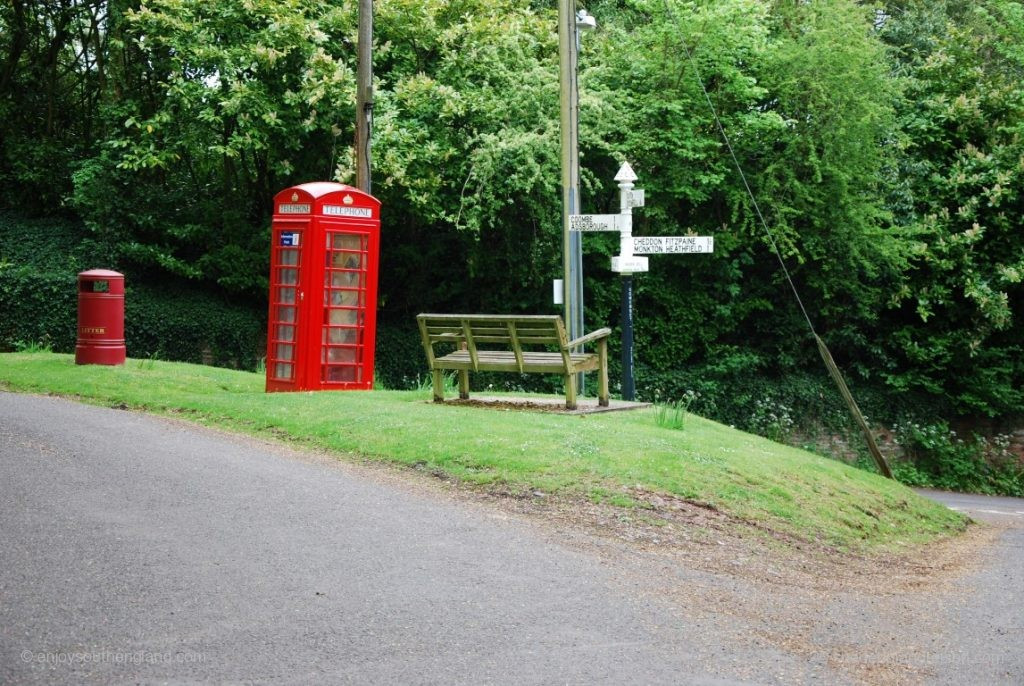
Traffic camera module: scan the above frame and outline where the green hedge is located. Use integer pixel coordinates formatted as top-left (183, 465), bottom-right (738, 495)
top-left (0, 211), bottom-right (264, 367)
top-left (0, 266), bottom-right (78, 351)
top-left (123, 284), bottom-right (265, 368)
top-left (0, 263), bottom-right (265, 368)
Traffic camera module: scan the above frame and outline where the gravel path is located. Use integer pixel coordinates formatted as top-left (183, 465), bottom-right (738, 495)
top-left (1, 392), bottom-right (1020, 684)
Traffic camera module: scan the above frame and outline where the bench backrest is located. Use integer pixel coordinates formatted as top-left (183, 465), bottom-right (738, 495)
top-left (416, 314), bottom-right (571, 370)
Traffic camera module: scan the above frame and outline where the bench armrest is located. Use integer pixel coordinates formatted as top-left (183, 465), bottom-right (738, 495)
top-left (567, 327), bottom-right (611, 350)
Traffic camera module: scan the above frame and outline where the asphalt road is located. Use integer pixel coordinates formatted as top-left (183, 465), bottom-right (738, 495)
top-left (916, 488), bottom-right (1024, 522)
top-left (0, 392), bottom-right (804, 685)
top-left (1, 392), bottom-right (1021, 684)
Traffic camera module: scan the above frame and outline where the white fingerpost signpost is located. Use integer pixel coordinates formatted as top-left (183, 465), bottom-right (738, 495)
top-left (570, 162), bottom-right (715, 401)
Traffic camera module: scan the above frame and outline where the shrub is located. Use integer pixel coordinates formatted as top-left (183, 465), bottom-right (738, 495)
top-left (123, 284), bottom-right (265, 368)
top-left (893, 422), bottom-right (1024, 496)
top-left (373, 319), bottom-right (432, 390)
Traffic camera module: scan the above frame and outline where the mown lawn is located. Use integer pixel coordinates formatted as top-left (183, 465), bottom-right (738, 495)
top-left (0, 352), bottom-right (967, 551)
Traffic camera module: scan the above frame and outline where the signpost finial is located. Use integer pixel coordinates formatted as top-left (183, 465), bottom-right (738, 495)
top-left (614, 161), bottom-right (638, 184)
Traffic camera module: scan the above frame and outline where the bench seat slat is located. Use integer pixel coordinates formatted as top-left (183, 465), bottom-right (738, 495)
top-left (433, 350), bottom-right (601, 374)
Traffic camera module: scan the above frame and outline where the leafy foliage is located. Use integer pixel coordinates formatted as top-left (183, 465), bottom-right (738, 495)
top-left (69, 0), bottom-right (361, 295)
top-left (872, 0), bottom-right (1024, 417)
top-left (1, 0), bottom-right (1023, 444)
top-left (889, 422), bottom-right (1024, 496)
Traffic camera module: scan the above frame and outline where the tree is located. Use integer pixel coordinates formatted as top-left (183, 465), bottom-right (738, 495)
top-left (71, 0), bottom-right (360, 293)
top-left (876, 0), bottom-right (1024, 416)
top-left (579, 0), bottom-right (910, 380)
top-left (0, 0), bottom-right (110, 212)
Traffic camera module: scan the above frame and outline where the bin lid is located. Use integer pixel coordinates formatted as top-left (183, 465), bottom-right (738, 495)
top-left (78, 269), bottom-right (124, 279)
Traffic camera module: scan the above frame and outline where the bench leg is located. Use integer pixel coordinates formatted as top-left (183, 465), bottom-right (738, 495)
top-left (432, 369), bottom-right (444, 403)
top-left (565, 373), bottom-right (578, 411)
top-left (598, 339), bottom-right (610, 407)
top-left (458, 370), bottom-right (470, 400)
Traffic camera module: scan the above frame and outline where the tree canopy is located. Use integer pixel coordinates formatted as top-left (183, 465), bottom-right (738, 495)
top-left (1, 0), bottom-right (1021, 418)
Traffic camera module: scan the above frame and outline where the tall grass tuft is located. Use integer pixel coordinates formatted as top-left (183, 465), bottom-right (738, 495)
top-left (654, 390), bottom-right (699, 431)
top-left (417, 371), bottom-right (458, 396)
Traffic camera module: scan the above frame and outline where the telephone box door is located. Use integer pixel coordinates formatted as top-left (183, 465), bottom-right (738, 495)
top-left (322, 224), bottom-right (378, 388)
top-left (266, 220), bottom-right (308, 391)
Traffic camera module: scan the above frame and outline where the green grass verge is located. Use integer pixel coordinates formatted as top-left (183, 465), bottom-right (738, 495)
top-left (0, 353), bottom-right (966, 551)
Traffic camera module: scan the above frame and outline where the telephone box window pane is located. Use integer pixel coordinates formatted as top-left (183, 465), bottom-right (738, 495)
top-left (326, 328), bottom-right (357, 344)
top-left (331, 252), bottom-right (364, 271)
top-left (329, 289), bottom-right (361, 306)
top-left (332, 234), bottom-right (363, 251)
top-left (330, 271), bottom-right (363, 288)
top-left (328, 284), bottom-right (365, 307)
top-left (327, 292), bottom-right (363, 309)
top-left (279, 249), bottom-right (299, 266)
top-left (274, 362), bottom-right (293, 379)
top-left (325, 366), bottom-right (359, 383)
top-left (277, 287), bottom-right (296, 304)
top-left (279, 268), bottom-right (298, 285)
top-left (278, 306), bottom-right (296, 323)
top-left (327, 347), bottom-right (358, 364)
top-left (276, 343), bottom-right (294, 360)
top-left (276, 325), bottom-right (295, 341)
top-left (328, 309), bottom-right (359, 326)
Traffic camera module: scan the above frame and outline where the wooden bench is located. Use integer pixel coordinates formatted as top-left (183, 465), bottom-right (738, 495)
top-left (416, 314), bottom-right (610, 410)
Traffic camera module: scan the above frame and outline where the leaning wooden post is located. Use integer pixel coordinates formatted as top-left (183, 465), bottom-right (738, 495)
top-left (816, 335), bottom-right (894, 479)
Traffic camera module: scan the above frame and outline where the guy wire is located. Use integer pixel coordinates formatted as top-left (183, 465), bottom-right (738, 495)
top-left (659, 0), bottom-right (893, 478)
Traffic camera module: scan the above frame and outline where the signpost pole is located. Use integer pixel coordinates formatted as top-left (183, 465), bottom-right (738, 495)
top-left (570, 162), bottom-right (712, 403)
top-left (612, 162), bottom-right (642, 401)
top-left (620, 275), bottom-right (636, 401)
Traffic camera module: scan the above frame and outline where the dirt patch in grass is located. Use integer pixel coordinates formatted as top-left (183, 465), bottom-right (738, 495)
top-left (469, 478), bottom-right (989, 595)
top-left (434, 396), bottom-right (652, 415)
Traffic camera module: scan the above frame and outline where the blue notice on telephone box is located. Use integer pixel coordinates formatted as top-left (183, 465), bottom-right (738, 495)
top-left (280, 232), bottom-right (300, 247)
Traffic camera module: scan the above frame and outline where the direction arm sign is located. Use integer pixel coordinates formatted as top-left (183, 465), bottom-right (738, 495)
top-left (569, 214), bottom-right (624, 232)
top-left (631, 236), bottom-right (714, 254)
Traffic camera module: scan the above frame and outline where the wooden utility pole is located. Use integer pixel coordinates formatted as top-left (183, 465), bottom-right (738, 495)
top-left (355, 0), bottom-right (373, 194)
top-left (558, 0), bottom-right (582, 353)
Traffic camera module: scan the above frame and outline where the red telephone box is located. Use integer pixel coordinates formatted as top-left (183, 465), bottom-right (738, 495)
top-left (265, 182), bottom-right (381, 392)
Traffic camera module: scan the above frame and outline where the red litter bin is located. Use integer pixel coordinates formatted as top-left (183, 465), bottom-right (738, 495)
top-left (75, 269), bottom-right (126, 365)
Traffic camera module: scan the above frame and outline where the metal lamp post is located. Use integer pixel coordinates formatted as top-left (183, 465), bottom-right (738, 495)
top-left (558, 2), bottom-right (595, 393)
